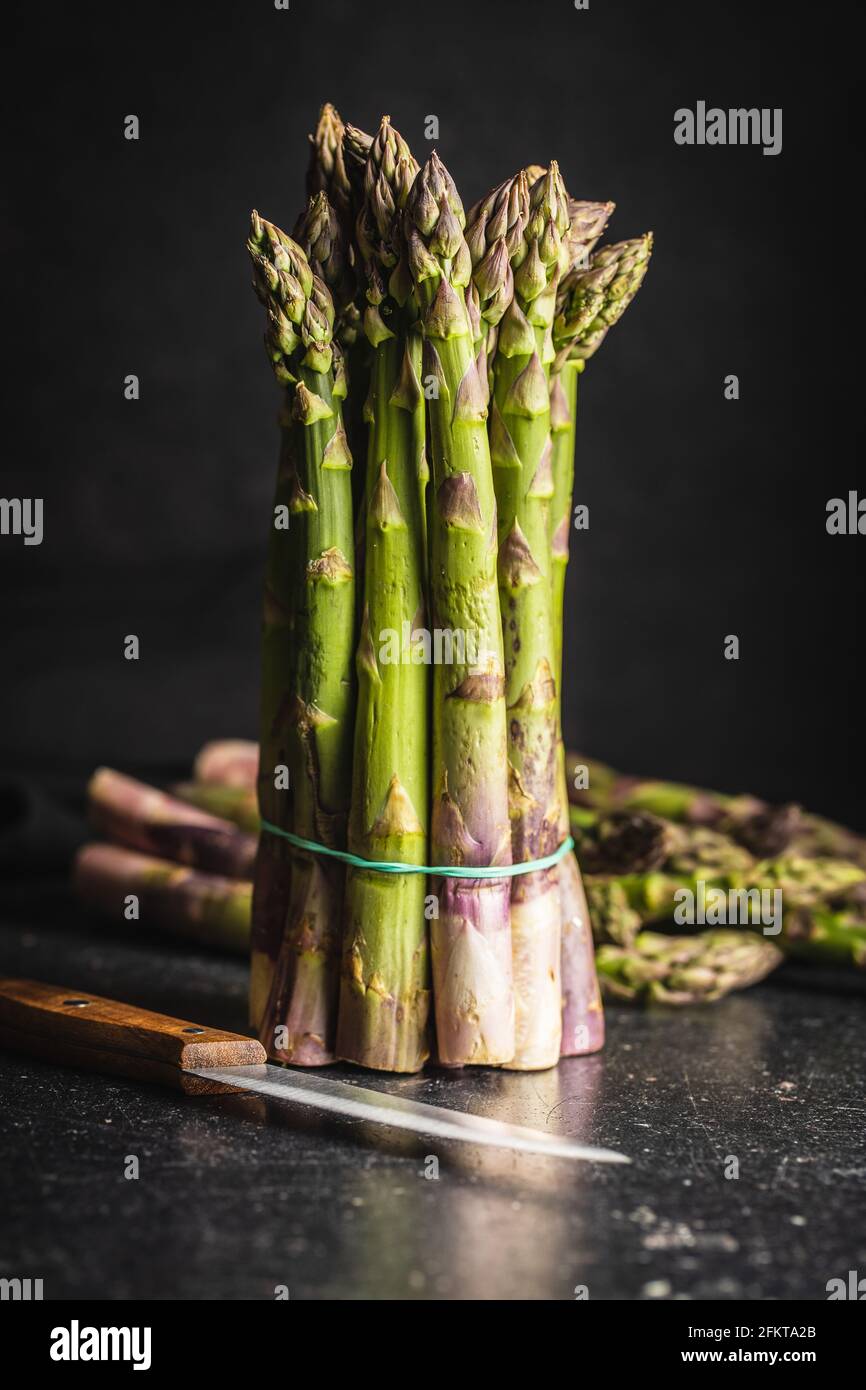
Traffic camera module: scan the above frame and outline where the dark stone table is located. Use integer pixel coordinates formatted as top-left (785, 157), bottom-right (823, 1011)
top-left (1, 882), bottom-right (864, 1301)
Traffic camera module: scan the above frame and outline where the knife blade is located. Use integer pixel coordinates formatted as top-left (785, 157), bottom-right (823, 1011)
top-left (0, 978), bottom-right (628, 1164)
top-left (192, 1063), bottom-right (628, 1161)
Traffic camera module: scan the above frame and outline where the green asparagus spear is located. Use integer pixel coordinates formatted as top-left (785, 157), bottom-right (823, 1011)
top-left (596, 930), bottom-right (782, 1004)
top-left (542, 200), bottom-right (616, 1057)
top-left (248, 403), bottom-right (296, 1031)
top-left (474, 164), bottom-right (570, 1069)
top-left (549, 237), bottom-right (652, 1054)
top-left (336, 118), bottom-right (431, 1073)
top-left (248, 212), bottom-right (356, 1065)
top-left (404, 152), bottom-right (515, 1066)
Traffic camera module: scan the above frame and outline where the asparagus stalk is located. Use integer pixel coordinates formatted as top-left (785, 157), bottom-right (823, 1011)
top-left (248, 401), bottom-right (296, 1030)
top-left (470, 164), bottom-right (570, 1069)
top-left (87, 768), bottom-right (256, 879)
top-left (193, 739), bottom-right (258, 790)
top-left (550, 235), bottom-right (652, 1054)
top-left (74, 844), bottom-right (250, 954)
top-left (249, 190), bottom-right (356, 1028)
top-left (596, 930), bottom-right (782, 1004)
top-left (335, 118), bottom-right (431, 1073)
top-left (173, 782), bottom-right (260, 833)
top-left (248, 213), bottom-right (356, 1065)
top-left (250, 141), bottom-right (359, 1031)
top-left (404, 153), bottom-right (515, 1065)
top-left (543, 193), bottom-right (614, 1058)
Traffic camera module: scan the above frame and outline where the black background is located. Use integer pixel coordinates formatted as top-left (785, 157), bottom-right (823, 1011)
top-left (1, 0), bottom-right (862, 824)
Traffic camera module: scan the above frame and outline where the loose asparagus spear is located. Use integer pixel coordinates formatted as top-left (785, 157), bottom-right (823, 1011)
top-left (248, 213), bottom-right (356, 1065)
top-left (586, 857), bottom-right (866, 948)
top-left (404, 153), bottom-right (515, 1066)
top-left (335, 118), bottom-right (431, 1073)
top-left (471, 164), bottom-right (570, 1069)
top-left (596, 930), bottom-right (782, 1004)
top-left (87, 768), bottom-right (256, 879)
top-left (571, 807), bottom-right (676, 875)
top-left (173, 782), bottom-right (260, 833)
top-left (193, 739), bottom-right (258, 790)
top-left (565, 748), bottom-right (847, 862)
top-left (74, 844), bottom-right (250, 954)
top-left (781, 905), bottom-right (866, 969)
top-left (570, 805), bottom-right (757, 876)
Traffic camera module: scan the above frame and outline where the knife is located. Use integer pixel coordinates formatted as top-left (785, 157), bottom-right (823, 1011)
top-left (0, 978), bottom-right (629, 1164)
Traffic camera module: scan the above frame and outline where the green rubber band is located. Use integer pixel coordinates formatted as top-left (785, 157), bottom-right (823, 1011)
top-left (260, 820), bottom-right (574, 879)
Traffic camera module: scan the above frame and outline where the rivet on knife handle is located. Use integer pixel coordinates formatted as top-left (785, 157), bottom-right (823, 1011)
top-left (0, 977), bottom-right (266, 1094)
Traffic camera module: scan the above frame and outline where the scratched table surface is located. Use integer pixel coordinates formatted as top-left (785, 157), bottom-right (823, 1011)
top-left (1, 878), bottom-right (864, 1301)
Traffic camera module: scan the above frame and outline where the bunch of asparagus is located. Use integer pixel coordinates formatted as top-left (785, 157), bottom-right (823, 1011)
top-left (72, 108), bottom-right (657, 1071)
top-left (240, 106), bottom-right (659, 1072)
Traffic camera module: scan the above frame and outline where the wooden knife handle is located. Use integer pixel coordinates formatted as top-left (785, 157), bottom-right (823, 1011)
top-left (0, 978), bottom-right (266, 1094)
